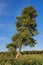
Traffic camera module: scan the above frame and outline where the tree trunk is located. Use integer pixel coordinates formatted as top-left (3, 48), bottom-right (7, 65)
top-left (15, 46), bottom-right (22, 59)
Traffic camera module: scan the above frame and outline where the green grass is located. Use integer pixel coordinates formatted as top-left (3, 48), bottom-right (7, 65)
top-left (0, 54), bottom-right (43, 65)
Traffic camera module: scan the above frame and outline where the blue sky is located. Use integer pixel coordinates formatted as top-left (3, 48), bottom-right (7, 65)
top-left (0, 0), bottom-right (43, 52)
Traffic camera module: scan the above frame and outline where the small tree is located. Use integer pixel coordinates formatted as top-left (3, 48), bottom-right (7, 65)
top-left (6, 43), bottom-right (17, 56)
top-left (6, 6), bottom-right (38, 59)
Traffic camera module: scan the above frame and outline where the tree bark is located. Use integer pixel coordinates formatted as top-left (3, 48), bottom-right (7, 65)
top-left (15, 46), bottom-right (22, 59)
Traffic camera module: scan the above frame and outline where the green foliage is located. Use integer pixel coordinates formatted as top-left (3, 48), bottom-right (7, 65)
top-left (15, 6), bottom-right (38, 46)
top-left (15, 6), bottom-right (38, 47)
top-left (0, 52), bottom-right (15, 59)
top-left (22, 50), bottom-right (43, 55)
top-left (6, 6), bottom-right (38, 53)
top-left (6, 43), bottom-right (16, 52)
top-left (0, 55), bottom-right (43, 65)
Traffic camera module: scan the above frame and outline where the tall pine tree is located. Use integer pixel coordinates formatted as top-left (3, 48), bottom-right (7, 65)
top-left (6, 6), bottom-right (38, 59)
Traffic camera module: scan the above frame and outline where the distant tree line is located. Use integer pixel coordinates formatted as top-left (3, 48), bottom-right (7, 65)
top-left (0, 50), bottom-right (43, 58)
top-left (21, 50), bottom-right (43, 55)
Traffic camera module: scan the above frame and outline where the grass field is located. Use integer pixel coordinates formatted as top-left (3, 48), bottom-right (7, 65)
top-left (20, 54), bottom-right (43, 62)
top-left (0, 54), bottom-right (43, 65)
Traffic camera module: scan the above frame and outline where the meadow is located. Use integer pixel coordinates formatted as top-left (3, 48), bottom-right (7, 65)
top-left (0, 54), bottom-right (43, 65)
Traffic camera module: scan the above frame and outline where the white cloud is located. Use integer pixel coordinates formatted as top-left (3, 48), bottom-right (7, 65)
top-left (0, 37), bottom-right (6, 42)
top-left (0, 2), bottom-right (8, 16)
top-left (0, 23), bottom-right (14, 28)
top-left (0, 23), bottom-right (15, 32)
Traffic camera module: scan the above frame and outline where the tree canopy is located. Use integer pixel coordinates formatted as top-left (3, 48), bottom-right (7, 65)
top-left (6, 6), bottom-right (38, 58)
